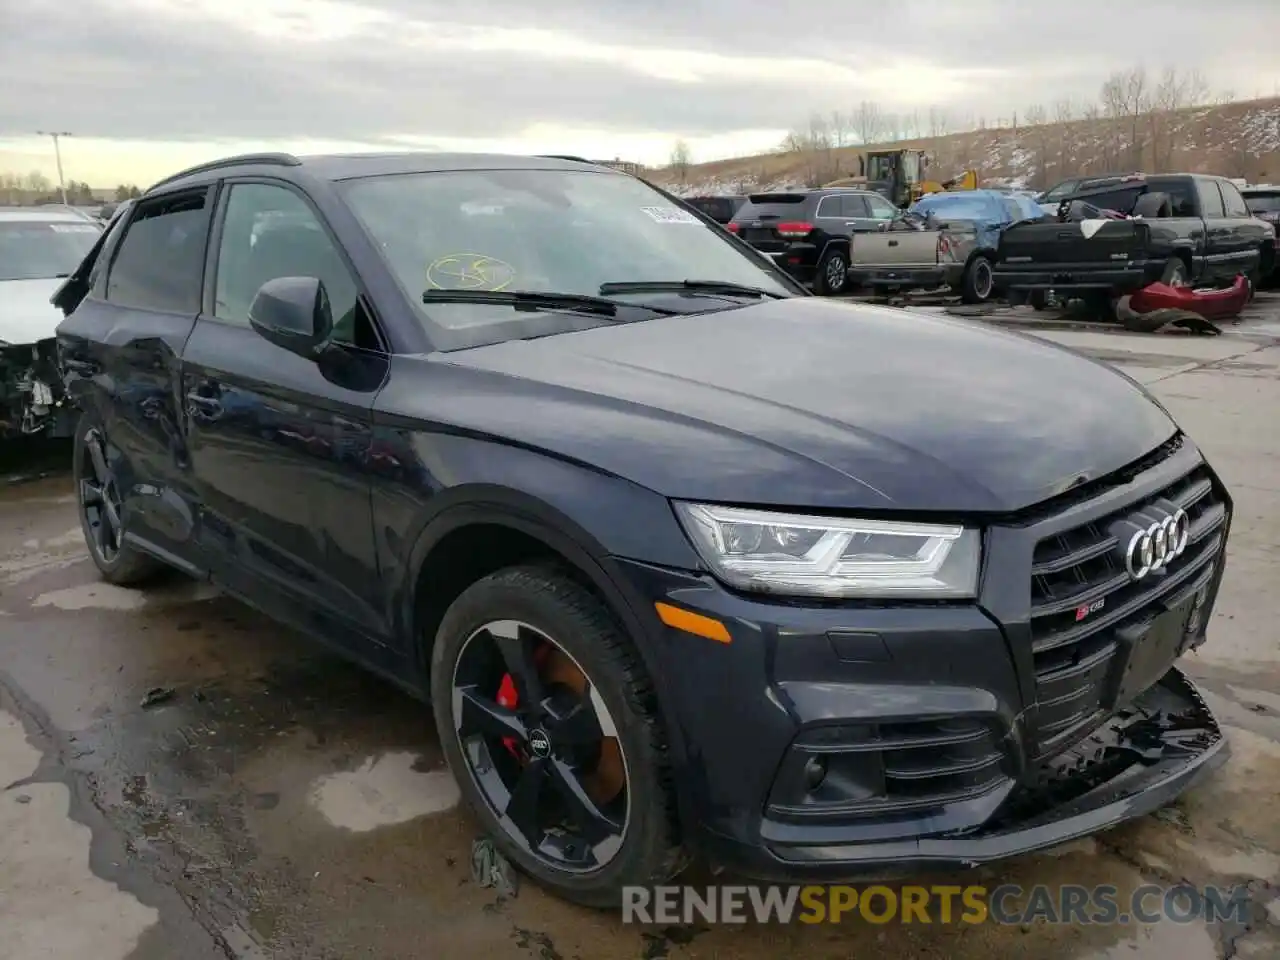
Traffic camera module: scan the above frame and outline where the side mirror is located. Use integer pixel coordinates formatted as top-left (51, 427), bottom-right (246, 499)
top-left (248, 276), bottom-right (333, 359)
top-left (878, 221), bottom-right (890, 232)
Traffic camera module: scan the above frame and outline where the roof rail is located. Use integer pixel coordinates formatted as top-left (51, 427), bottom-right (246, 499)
top-left (538, 154), bottom-right (595, 164)
top-left (146, 152), bottom-right (302, 193)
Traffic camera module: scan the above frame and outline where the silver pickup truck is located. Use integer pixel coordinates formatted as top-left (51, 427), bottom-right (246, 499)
top-left (847, 189), bottom-right (1038, 303)
top-left (849, 214), bottom-right (990, 302)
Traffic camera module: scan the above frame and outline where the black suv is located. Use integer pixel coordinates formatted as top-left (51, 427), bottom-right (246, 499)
top-left (728, 188), bottom-right (899, 294)
top-left (54, 151), bottom-right (1231, 907)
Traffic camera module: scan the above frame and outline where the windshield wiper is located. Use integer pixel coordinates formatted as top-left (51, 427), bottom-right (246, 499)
top-left (422, 288), bottom-right (623, 316)
top-left (598, 279), bottom-right (786, 300)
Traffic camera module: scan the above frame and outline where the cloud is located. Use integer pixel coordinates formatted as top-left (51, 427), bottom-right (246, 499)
top-left (1, 0), bottom-right (1278, 178)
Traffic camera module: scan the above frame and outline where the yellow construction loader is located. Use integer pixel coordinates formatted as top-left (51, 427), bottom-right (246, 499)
top-left (824, 149), bottom-right (978, 207)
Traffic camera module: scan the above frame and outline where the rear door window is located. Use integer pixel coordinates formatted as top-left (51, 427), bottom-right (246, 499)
top-left (814, 195), bottom-right (844, 219)
top-left (1147, 178), bottom-right (1197, 217)
top-left (1220, 182), bottom-right (1251, 217)
top-left (106, 189), bottom-right (212, 313)
top-left (1196, 180), bottom-right (1226, 217)
top-left (841, 195), bottom-right (870, 218)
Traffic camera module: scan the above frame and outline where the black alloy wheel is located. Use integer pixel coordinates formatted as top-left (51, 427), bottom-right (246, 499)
top-left (450, 617), bottom-right (629, 872)
top-left (73, 415), bottom-right (162, 584)
top-left (430, 565), bottom-right (685, 907)
top-left (79, 425), bottom-right (124, 564)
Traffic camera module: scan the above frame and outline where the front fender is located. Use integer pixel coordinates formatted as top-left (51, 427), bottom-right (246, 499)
top-left (368, 425), bottom-right (703, 756)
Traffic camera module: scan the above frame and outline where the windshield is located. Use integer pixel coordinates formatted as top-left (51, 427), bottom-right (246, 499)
top-left (0, 219), bottom-right (101, 282)
top-left (1245, 193), bottom-right (1280, 213)
top-left (865, 155), bottom-right (895, 182)
top-left (340, 169), bottom-right (794, 349)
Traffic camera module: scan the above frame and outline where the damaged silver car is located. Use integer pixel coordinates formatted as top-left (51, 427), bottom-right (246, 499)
top-left (0, 206), bottom-right (103, 438)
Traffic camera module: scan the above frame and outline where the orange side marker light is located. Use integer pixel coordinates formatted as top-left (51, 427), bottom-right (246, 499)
top-left (654, 602), bottom-right (732, 644)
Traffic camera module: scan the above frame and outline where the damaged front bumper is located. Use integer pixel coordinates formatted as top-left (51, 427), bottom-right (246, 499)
top-left (715, 667), bottom-right (1226, 880)
top-left (0, 338), bottom-right (74, 439)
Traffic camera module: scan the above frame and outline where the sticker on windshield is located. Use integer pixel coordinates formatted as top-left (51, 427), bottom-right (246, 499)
top-left (48, 224), bottom-right (99, 233)
top-left (640, 206), bottom-right (701, 224)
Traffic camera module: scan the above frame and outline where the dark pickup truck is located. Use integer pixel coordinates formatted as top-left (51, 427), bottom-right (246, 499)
top-left (995, 174), bottom-right (1275, 309)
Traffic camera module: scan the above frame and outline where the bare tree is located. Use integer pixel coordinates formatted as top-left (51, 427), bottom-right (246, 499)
top-left (0, 172), bottom-right (22, 205)
top-left (1051, 99), bottom-right (1077, 178)
top-left (927, 106), bottom-right (951, 140)
top-left (852, 100), bottom-right (883, 145)
top-left (668, 139), bottom-right (692, 184)
top-left (829, 110), bottom-right (851, 149)
top-left (1100, 67), bottom-right (1151, 169)
top-left (1080, 102), bottom-right (1115, 172)
top-left (806, 115), bottom-right (841, 184)
top-left (781, 116), bottom-right (842, 186)
top-left (1148, 66), bottom-right (1211, 171)
top-left (780, 130), bottom-right (807, 153)
top-left (1023, 104), bottom-right (1050, 187)
top-left (901, 110), bottom-right (921, 140)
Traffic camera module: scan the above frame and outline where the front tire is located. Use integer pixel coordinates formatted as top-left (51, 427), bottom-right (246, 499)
top-left (73, 414), bottom-right (163, 585)
top-left (430, 564), bottom-right (684, 907)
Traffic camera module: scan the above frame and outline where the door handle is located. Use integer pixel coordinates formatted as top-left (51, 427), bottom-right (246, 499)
top-left (887, 240), bottom-right (899, 247)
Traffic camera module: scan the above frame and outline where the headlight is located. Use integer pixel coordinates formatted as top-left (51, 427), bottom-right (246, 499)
top-left (674, 502), bottom-right (980, 599)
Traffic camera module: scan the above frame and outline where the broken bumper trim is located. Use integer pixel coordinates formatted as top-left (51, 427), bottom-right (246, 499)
top-left (706, 667), bottom-right (1226, 881)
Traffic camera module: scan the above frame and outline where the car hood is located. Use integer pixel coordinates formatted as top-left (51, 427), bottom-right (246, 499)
top-left (423, 298), bottom-right (1178, 513)
top-left (0, 278), bottom-right (66, 345)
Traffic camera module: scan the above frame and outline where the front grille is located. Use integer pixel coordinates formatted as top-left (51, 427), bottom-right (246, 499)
top-left (1027, 460), bottom-right (1227, 758)
top-left (766, 717), bottom-right (1009, 822)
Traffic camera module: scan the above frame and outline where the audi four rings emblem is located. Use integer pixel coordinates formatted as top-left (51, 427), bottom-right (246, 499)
top-left (1124, 508), bottom-right (1191, 580)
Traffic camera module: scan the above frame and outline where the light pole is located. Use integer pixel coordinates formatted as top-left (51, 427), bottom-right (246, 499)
top-left (36, 130), bottom-right (73, 205)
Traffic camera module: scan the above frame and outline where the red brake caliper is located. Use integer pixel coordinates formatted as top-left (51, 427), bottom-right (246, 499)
top-left (496, 643), bottom-right (550, 759)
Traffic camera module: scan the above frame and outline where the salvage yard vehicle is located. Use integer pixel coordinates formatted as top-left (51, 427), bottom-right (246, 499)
top-left (849, 189), bottom-right (1044, 303)
top-left (0, 206), bottom-right (103, 438)
top-left (727, 187), bottom-right (899, 294)
top-left (994, 173), bottom-right (1275, 320)
top-left (1034, 172), bottom-right (1141, 216)
top-left (55, 151), bottom-right (1232, 908)
top-left (1241, 185), bottom-right (1280, 283)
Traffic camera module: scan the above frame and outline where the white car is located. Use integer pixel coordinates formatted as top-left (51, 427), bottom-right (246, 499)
top-left (0, 206), bottom-right (103, 438)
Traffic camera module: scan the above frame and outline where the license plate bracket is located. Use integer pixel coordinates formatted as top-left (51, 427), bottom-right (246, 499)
top-left (1109, 593), bottom-right (1196, 707)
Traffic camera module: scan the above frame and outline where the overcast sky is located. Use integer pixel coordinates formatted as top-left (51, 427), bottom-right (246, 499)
top-left (2, 0), bottom-right (1278, 185)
